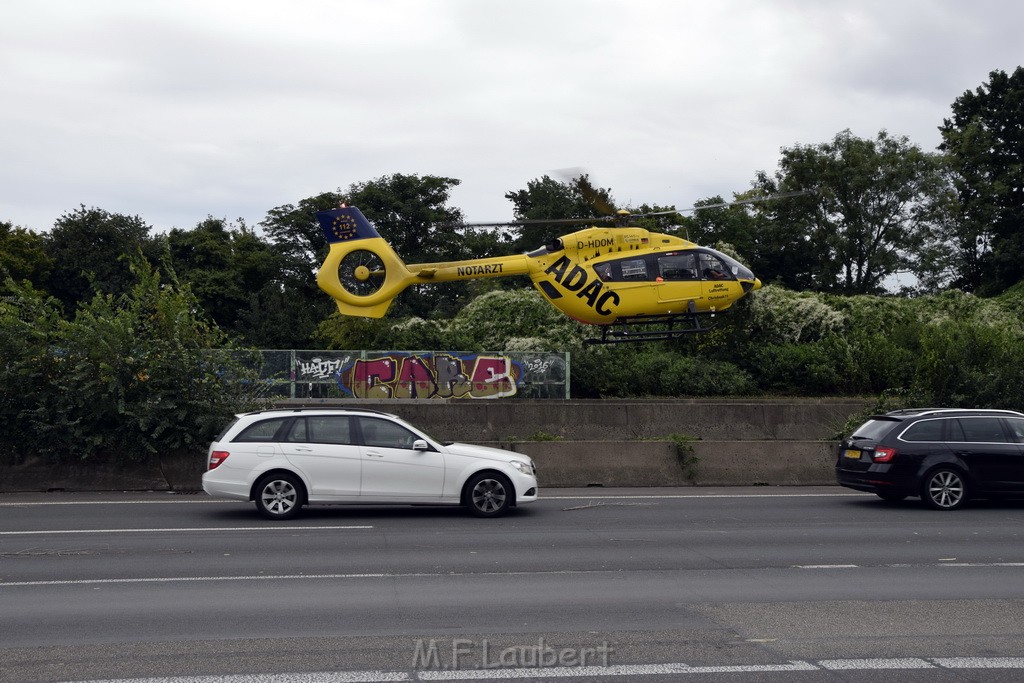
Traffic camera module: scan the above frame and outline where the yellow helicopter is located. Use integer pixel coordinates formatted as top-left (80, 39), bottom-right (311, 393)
top-left (316, 203), bottom-right (763, 344)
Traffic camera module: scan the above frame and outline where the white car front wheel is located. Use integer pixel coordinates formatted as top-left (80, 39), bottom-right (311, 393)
top-left (465, 472), bottom-right (513, 518)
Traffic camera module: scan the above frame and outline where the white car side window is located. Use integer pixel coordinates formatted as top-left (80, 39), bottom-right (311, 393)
top-left (360, 417), bottom-right (417, 449)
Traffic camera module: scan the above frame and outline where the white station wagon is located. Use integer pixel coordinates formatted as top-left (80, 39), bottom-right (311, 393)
top-left (202, 408), bottom-right (539, 519)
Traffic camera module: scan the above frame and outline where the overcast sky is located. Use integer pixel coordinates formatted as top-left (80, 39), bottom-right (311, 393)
top-left (2, 0), bottom-right (1022, 234)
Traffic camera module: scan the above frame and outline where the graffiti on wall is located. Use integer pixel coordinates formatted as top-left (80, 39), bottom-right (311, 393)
top-left (334, 353), bottom-right (524, 399)
top-left (296, 355), bottom-right (353, 379)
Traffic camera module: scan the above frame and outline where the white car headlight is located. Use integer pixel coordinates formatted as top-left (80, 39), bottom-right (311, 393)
top-left (510, 460), bottom-right (533, 475)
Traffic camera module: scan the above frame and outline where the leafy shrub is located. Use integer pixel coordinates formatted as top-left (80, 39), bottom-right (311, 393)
top-left (1, 258), bottom-right (269, 465)
top-left (912, 319), bottom-right (1024, 409)
top-left (446, 289), bottom-right (588, 351)
top-left (572, 346), bottom-right (753, 398)
top-left (744, 285), bottom-right (846, 344)
top-left (752, 334), bottom-right (857, 395)
top-left (0, 282), bottom-right (63, 460)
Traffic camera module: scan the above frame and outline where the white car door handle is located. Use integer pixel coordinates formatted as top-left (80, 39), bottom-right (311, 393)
top-left (366, 450), bottom-right (385, 458)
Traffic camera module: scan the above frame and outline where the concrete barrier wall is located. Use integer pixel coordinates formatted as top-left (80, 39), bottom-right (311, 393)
top-left (508, 440), bottom-right (838, 488)
top-left (0, 399), bottom-right (865, 492)
top-left (285, 397), bottom-right (868, 442)
top-left (0, 440), bottom-right (841, 492)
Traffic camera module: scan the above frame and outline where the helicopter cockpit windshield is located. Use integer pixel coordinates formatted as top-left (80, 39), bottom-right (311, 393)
top-left (592, 248), bottom-right (753, 284)
top-left (700, 249), bottom-right (755, 282)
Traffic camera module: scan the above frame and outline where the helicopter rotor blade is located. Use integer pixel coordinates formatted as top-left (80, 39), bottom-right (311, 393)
top-left (455, 216), bottom-right (603, 229)
top-left (449, 189), bottom-right (815, 229)
top-left (681, 189), bottom-right (815, 213)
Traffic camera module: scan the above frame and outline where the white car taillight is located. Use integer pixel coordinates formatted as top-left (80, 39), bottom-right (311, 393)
top-left (209, 451), bottom-right (229, 470)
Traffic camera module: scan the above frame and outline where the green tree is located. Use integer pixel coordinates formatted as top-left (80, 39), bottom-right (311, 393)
top-left (258, 191), bottom-right (345, 346)
top-left (5, 257), bottom-right (268, 466)
top-left (0, 221), bottom-right (52, 288)
top-left (671, 193), bottom-right (808, 288)
top-left (0, 281), bottom-right (63, 459)
top-left (504, 174), bottom-right (614, 253)
top-left (44, 206), bottom-right (160, 314)
top-left (346, 174), bottom-right (466, 264)
top-left (164, 216), bottom-right (282, 338)
top-left (753, 130), bottom-right (944, 294)
top-left (939, 66), bottom-right (1024, 294)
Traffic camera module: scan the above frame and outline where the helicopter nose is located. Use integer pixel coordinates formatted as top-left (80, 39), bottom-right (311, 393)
top-left (753, 277), bottom-right (762, 290)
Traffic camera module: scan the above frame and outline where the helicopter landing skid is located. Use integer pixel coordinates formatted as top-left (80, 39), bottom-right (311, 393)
top-left (586, 310), bottom-right (718, 345)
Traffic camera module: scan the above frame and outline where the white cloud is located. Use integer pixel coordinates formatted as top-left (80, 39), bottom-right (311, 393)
top-left (1, 0), bottom-right (1021, 232)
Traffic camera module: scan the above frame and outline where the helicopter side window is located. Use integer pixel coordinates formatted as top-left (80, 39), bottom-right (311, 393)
top-left (619, 258), bottom-right (648, 280)
top-left (594, 262), bottom-right (613, 281)
top-left (657, 253), bottom-right (698, 280)
top-left (699, 252), bottom-right (733, 280)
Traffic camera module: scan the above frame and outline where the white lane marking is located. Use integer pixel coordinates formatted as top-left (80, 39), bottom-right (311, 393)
top-left (421, 661), bottom-right (818, 679)
top-left (54, 657), bottom-right (1024, 682)
top-left (935, 657), bottom-right (1024, 668)
top-left (0, 492), bottom-right (869, 507)
top-left (940, 562), bottom-right (1024, 568)
top-left (8, 560), bottom-right (1024, 588)
top-left (4, 569), bottom-right (586, 588)
top-left (78, 674), bottom-right (410, 682)
top-left (546, 493), bottom-right (868, 499)
top-left (0, 526), bottom-right (372, 536)
top-left (819, 658), bottom-right (934, 669)
top-left (0, 500), bottom-right (237, 506)
top-left (793, 564), bottom-right (859, 569)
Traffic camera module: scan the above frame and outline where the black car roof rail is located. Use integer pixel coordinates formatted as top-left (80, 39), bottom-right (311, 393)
top-left (884, 407), bottom-right (1024, 417)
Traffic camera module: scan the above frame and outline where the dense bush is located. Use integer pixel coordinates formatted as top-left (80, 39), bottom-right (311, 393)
top-left (0, 259), bottom-right (269, 466)
top-left (914, 319), bottom-right (1024, 409)
top-left (308, 279), bottom-right (1024, 407)
top-left (572, 346), bottom-right (754, 398)
top-left (315, 288), bottom-right (588, 353)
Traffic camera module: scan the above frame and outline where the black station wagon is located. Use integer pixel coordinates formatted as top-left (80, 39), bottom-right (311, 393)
top-left (836, 408), bottom-right (1024, 510)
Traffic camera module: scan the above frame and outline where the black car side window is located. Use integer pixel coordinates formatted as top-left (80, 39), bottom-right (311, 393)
top-left (901, 419), bottom-right (944, 442)
top-left (1006, 418), bottom-right (1024, 443)
top-left (955, 417), bottom-right (1009, 443)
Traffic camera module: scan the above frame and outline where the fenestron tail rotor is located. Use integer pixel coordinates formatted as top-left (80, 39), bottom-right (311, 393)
top-left (338, 249), bottom-right (387, 297)
top-left (316, 205), bottom-right (417, 318)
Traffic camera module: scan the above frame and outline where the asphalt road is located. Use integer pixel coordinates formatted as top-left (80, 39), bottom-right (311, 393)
top-left (2, 487), bottom-right (1024, 682)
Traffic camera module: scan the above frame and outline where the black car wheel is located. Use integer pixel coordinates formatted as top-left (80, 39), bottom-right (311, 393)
top-left (921, 468), bottom-right (967, 511)
top-left (465, 472), bottom-right (512, 518)
top-left (255, 473), bottom-right (304, 520)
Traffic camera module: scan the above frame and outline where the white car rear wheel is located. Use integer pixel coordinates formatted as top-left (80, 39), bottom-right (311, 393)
top-left (255, 473), bottom-right (304, 520)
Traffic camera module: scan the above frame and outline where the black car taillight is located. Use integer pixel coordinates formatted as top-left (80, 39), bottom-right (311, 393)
top-left (873, 446), bottom-right (897, 463)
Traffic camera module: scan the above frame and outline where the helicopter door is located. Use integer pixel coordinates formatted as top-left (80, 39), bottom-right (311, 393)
top-left (697, 251), bottom-right (743, 310)
top-left (655, 252), bottom-right (702, 306)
